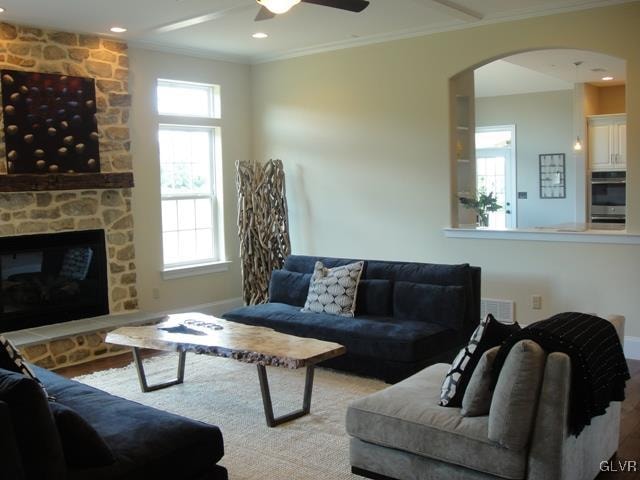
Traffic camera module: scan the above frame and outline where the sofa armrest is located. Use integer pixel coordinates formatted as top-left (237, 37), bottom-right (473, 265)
top-left (0, 400), bottom-right (25, 479)
top-left (605, 314), bottom-right (625, 343)
top-left (527, 315), bottom-right (624, 480)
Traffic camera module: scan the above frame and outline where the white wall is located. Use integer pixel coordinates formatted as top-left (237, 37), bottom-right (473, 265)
top-left (129, 48), bottom-right (250, 311)
top-left (476, 90), bottom-right (576, 228)
top-left (251, 4), bottom-right (640, 337)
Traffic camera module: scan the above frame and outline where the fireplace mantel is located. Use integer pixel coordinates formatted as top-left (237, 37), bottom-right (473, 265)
top-left (0, 172), bottom-right (134, 192)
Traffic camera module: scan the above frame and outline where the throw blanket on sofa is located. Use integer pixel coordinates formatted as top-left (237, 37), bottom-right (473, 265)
top-left (493, 312), bottom-right (630, 436)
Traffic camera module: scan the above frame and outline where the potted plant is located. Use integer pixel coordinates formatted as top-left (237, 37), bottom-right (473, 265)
top-left (459, 189), bottom-right (502, 227)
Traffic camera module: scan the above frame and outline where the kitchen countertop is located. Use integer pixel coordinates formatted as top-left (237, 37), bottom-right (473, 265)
top-left (534, 222), bottom-right (625, 232)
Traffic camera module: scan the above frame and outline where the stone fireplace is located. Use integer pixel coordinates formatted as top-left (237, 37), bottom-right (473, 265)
top-left (0, 22), bottom-right (139, 369)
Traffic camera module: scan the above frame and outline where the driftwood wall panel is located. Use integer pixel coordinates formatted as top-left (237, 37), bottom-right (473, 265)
top-left (236, 159), bottom-right (291, 305)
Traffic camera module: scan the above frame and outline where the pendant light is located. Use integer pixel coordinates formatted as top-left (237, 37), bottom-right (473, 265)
top-left (573, 61), bottom-right (583, 151)
top-left (573, 137), bottom-right (583, 151)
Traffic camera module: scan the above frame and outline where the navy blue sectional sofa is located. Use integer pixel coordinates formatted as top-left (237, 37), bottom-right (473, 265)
top-left (224, 255), bottom-right (481, 383)
top-left (0, 366), bottom-right (227, 480)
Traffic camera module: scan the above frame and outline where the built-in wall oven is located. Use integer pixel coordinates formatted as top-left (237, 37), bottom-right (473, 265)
top-left (590, 171), bottom-right (626, 224)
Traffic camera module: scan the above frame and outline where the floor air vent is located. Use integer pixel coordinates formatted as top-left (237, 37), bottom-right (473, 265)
top-left (480, 298), bottom-right (515, 323)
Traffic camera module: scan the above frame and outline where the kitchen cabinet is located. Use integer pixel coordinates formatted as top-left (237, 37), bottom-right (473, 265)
top-left (588, 114), bottom-right (626, 171)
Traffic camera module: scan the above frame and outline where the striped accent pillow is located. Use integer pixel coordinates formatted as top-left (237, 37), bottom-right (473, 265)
top-left (440, 314), bottom-right (520, 407)
top-left (0, 335), bottom-right (50, 397)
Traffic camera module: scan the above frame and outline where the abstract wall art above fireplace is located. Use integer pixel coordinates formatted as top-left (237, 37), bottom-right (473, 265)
top-left (1, 69), bottom-right (100, 174)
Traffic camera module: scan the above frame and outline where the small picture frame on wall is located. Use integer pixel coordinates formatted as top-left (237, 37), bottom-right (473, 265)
top-left (539, 153), bottom-right (566, 199)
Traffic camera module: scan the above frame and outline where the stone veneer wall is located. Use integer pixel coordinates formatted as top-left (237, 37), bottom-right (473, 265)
top-left (0, 23), bottom-right (139, 368)
top-left (22, 330), bottom-right (129, 369)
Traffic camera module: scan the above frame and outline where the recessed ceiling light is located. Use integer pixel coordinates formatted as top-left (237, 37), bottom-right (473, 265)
top-left (602, 76), bottom-right (614, 81)
top-left (110, 27), bottom-right (127, 33)
top-left (252, 32), bottom-right (268, 39)
top-left (0, 7), bottom-right (5, 13)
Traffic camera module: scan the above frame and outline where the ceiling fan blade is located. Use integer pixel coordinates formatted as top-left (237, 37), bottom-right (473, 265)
top-left (255, 6), bottom-right (277, 21)
top-left (301, 0), bottom-right (370, 13)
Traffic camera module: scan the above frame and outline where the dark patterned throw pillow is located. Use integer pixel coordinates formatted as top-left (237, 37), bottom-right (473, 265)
top-left (0, 335), bottom-right (49, 397)
top-left (302, 261), bottom-right (364, 317)
top-left (439, 314), bottom-right (520, 407)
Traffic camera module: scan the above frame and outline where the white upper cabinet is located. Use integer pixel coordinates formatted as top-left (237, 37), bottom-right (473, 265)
top-left (588, 114), bottom-right (627, 171)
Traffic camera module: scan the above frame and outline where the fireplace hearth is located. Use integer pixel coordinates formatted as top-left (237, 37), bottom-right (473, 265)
top-left (0, 229), bottom-right (109, 332)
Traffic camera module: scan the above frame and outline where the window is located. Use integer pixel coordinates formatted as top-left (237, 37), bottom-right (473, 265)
top-left (157, 79), bottom-right (220, 118)
top-left (156, 80), bottom-right (225, 272)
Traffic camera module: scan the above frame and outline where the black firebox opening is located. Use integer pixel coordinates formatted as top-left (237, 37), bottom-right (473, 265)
top-left (0, 229), bottom-right (109, 332)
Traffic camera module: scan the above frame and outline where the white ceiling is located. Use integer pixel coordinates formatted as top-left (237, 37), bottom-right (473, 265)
top-left (0, 0), bottom-right (633, 63)
top-left (475, 49), bottom-right (626, 97)
top-left (475, 60), bottom-right (572, 97)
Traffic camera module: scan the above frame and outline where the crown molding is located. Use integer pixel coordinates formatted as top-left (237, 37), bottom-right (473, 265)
top-left (128, 40), bottom-right (250, 65)
top-left (250, 0), bottom-right (634, 64)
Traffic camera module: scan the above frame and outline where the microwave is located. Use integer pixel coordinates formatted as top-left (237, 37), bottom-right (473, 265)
top-left (590, 171), bottom-right (625, 224)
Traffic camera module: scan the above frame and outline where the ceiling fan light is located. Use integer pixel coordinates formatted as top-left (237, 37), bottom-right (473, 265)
top-left (258, 0), bottom-right (301, 14)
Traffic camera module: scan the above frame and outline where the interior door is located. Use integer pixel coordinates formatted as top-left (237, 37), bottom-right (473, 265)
top-left (475, 126), bottom-right (517, 229)
top-left (476, 150), bottom-right (514, 228)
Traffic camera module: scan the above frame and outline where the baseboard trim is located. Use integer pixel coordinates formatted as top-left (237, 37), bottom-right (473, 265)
top-left (164, 297), bottom-right (244, 317)
top-left (624, 336), bottom-right (640, 360)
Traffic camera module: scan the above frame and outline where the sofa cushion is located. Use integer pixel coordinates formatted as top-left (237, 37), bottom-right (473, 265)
top-left (34, 367), bottom-right (224, 480)
top-left (489, 340), bottom-right (546, 451)
top-left (393, 281), bottom-right (466, 330)
top-left (49, 401), bottom-right (115, 468)
top-left (268, 270), bottom-right (311, 307)
top-left (346, 363), bottom-right (527, 479)
top-left (224, 303), bottom-right (459, 363)
top-left (0, 369), bottom-right (67, 480)
top-left (461, 346), bottom-right (499, 417)
top-left (355, 279), bottom-right (392, 316)
top-left (302, 261), bottom-right (364, 317)
top-left (284, 255), bottom-right (478, 333)
top-left (0, 399), bottom-right (26, 480)
top-left (440, 314), bottom-right (520, 408)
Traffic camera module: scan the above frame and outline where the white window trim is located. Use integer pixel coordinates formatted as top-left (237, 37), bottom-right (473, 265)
top-left (155, 79), bottom-right (227, 277)
top-left (162, 260), bottom-right (231, 280)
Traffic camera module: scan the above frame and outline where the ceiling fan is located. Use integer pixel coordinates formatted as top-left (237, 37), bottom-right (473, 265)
top-left (255, 0), bottom-right (370, 21)
top-left (153, 0), bottom-right (370, 34)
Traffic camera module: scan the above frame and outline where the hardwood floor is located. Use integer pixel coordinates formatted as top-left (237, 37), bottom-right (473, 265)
top-left (55, 349), bottom-right (159, 378)
top-left (598, 359), bottom-right (640, 480)
top-left (58, 355), bottom-right (640, 479)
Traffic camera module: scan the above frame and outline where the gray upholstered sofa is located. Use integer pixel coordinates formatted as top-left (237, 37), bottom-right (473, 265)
top-left (346, 315), bottom-right (625, 480)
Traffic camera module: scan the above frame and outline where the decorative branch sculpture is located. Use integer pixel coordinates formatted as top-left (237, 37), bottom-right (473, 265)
top-left (236, 159), bottom-right (291, 305)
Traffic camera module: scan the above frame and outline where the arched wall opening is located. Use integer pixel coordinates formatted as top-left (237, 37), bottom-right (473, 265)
top-left (450, 49), bottom-right (627, 231)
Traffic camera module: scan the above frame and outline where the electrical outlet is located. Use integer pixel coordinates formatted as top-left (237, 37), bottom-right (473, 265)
top-left (152, 288), bottom-right (160, 300)
top-left (531, 295), bottom-right (542, 310)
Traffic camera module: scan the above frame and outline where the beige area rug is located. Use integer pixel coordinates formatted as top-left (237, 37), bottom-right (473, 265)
top-left (74, 354), bottom-right (386, 480)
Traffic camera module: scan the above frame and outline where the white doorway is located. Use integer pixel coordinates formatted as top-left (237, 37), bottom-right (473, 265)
top-left (475, 125), bottom-right (517, 229)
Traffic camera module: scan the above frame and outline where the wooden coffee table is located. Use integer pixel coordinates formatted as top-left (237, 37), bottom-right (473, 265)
top-left (106, 312), bottom-right (346, 427)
